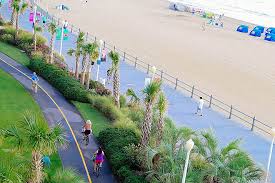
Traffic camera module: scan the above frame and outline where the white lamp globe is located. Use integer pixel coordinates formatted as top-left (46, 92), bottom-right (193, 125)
top-left (99, 40), bottom-right (104, 47)
top-left (152, 66), bottom-right (157, 74)
top-left (185, 139), bottom-right (194, 151)
top-left (271, 127), bottom-right (275, 137)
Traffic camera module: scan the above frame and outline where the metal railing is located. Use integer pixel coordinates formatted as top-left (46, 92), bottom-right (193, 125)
top-left (35, 4), bottom-right (273, 136)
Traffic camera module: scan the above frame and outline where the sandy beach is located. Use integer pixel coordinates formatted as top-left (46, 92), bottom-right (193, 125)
top-left (38, 0), bottom-right (275, 127)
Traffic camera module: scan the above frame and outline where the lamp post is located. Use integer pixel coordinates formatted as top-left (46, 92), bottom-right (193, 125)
top-left (59, 20), bottom-right (68, 56)
top-left (96, 40), bottom-right (103, 81)
top-left (151, 66), bottom-right (157, 81)
top-left (182, 139), bottom-right (194, 183)
top-left (32, 5), bottom-right (37, 34)
top-left (265, 127), bottom-right (275, 183)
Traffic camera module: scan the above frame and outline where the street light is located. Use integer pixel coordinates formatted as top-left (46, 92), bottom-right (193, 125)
top-left (96, 40), bottom-right (104, 81)
top-left (59, 20), bottom-right (68, 56)
top-left (182, 139), bottom-right (194, 183)
top-left (151, 65), bottom-right (157, 80)
top-left (32, 5), bottom-right (37, 34)
top-left (265, 127), bottom-right (275, 183)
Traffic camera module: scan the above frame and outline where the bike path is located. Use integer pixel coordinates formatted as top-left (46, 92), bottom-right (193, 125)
top-left (1, 3), bottom-right (275, 180)
top-left (0, 52), bottom-right (116, 183)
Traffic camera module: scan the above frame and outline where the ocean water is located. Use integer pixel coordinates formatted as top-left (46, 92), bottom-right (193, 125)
top-left (169, 0), bottom-right (275, 27)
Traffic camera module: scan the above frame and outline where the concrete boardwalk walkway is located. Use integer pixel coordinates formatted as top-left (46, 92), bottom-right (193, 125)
top-left (1, 2), bottom-right (275, 181)
top-left (0, 52), bottom-right (116, 183)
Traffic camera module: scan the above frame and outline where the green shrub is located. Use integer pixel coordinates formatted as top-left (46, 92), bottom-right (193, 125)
top-left (0, 34), bottom-right (14, 44)
top-left (0, 17), bottom-right (4, 26)
top-left (89, 80), bottom-right (111, 96)
top-left (99, 128), bottom-right (146, 182)
top-left (119, 95), bottom-right (127, 108)
top-left (88, 95), bottom-right (123, 122)
top-left (29, 58), bottom-right (89, 102)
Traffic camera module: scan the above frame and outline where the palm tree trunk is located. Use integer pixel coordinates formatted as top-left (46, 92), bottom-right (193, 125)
top-left (113, 70), bottom-right (120, 107)
top-left (86, 63), bottom-right (91, 90)
top-left (141, 103), bottom-right (153, 146)
top-left (49, 34), bottom-right (55, 64)
top-left (15, 12), bottom-right (19, 40)
top-left (33, 30), bottom-right (37, 52)
top-left (156, 113), bottom-right (164, 146)
top-left (80, 56), bottom-right (87, 85)
top-left (75, 56), bottom-right (79, 80)
top-left (30, 151), bottom-right (43, 183)
top-left (10, 6), bottom-right (16, 26)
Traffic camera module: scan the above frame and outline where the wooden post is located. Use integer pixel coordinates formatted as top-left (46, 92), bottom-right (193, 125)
top-left (86, 32), bottom-right (88, 41)
top-left (94, 36), bottom-right (97, 42)
top-left (78, 28), bottom-right (81, 33)
top-left (114, 46), bottom-right (116, 51)
top-left (209, 95), bottom-right (213, 108)
top-left (123, 52), bottom-right (126, 61)
top-left (161, 70), bottom-right (163, 80)
top-left (251, 116), bottom-right (256, 131)
top-left (191, 86), bottom-right (195, 98)
top-left (175, 78), bottom-right (178, 89)
top-left (103, 41), bottom-right (106, 49)
top-left (147, 64), bottom-right (150, 74)
top-left (135, 57), bottom-right (137, 68)
top-left (70, 25), bottom-right (73, 33)
top-left (229, 105), bottom-right (233, 119)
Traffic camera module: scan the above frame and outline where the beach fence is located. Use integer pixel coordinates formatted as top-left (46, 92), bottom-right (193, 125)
top-left (35, 4), bottom-right (273, 136)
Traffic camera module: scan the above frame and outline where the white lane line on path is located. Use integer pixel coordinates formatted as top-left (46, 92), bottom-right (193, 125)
top-left (0, 58), bottom-right (92, 183)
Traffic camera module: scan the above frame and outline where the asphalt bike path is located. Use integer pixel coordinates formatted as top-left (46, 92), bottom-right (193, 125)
top-left (0, 52), bottom-right (116, 183)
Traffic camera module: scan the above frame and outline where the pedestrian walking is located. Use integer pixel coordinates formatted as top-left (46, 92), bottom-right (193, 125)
top-left (31, 72), bottom-right (39, 93)
top-left (195, 97), bottom-right (204, 116)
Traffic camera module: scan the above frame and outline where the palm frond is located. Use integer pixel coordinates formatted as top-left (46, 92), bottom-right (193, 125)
top-left (143, 80), bottom-right (162, 104)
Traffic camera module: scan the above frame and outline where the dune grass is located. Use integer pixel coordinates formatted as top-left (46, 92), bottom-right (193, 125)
top-left (0, 41), bottom-right (30, 66)
top-left (72, 101), bottom-right (112, 137)
top-left (0, 69), bottom-right (61, 175)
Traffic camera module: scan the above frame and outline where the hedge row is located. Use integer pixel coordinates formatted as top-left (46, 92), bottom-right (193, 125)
top-left (29, 58), bottom-right (89, 102)
top-left (99, 128), bottom-right (146, 183)
top-left (0, 26), bottom-right (47, 55)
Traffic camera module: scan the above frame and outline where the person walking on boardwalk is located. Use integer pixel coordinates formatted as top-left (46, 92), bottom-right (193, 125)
top-left (31, 72), bottom-right (39, 93)
top-left (195, 97), bottom-right (204, 116)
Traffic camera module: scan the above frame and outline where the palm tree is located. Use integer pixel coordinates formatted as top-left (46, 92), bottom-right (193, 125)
top-left (12, 0), bottom-right (28, 39)
top-left (67, 32), bottom-right (85, 79)
top-left (48, 22), bottom-right (57, 64)
top-left (108, 50), bottom-right (120, 107)
top-left (10, 0), bottom-right (16, 26)
top-left (80, 44), bottom-right (89, 85)
top-left (85, 42), bottom-right (99, 90)
top-left (33, 24), bottom-right (42, 52)
top-left (45, 168), bottom-right (85, 183)
top-left (141, 80), bottom-right (161, 146)
top-left (0, 113), bottom-right (67, 183)
top-left (143, 122), bottom-right (195, 183)
top-left (126, 88), bottom-right (140, 106)
top-left (0, 150), bottom-right (29, 183)
top-left (156, 92), bottom-right (168, 146)
top-left (192, 130), bottom-right (263, 183)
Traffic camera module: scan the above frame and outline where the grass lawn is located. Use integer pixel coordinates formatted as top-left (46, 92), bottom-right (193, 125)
top-left (0, 41), bottom-right (30, 66)
top-left (0, 69), bottom-right (61, 175)
top-left (72, 101), bottom-right (112, 137)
